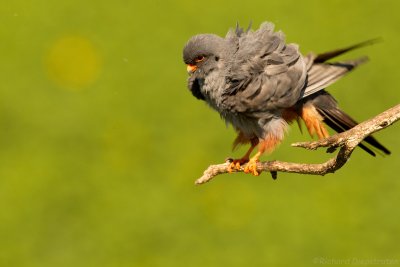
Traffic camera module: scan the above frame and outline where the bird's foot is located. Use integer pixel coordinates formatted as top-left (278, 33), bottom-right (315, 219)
top-left (244, 158), bottom-right (260, 176)
top-left (227, 158), bottom-right (249, 173)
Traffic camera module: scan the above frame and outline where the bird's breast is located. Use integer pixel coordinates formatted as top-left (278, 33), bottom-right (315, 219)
top-left (201, 71), bottom-right (226, 110)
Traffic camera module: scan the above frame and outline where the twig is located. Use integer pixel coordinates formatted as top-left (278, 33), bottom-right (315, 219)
top-left (195, 104), bottom-right (400, 185)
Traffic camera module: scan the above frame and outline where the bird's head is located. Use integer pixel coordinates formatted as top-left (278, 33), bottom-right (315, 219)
top-left (183, 34), bottom-right (225, 75)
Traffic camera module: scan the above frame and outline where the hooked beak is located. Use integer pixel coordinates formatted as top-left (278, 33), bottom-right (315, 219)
top-left (186, 64), bottom-right (197, 74)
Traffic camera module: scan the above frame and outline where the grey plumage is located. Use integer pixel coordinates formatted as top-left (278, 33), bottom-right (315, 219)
top-left (184, 23), bottom-right (305, 140)
top-left (183, 22), bottom-right (390, 158)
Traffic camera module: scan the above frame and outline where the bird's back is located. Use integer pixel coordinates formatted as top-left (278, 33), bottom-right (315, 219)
top-left (221, 22), bottom-right (307, 115)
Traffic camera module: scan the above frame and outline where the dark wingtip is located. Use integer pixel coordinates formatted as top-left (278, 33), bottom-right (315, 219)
top-left (363, 135), bottom-right (391, 156)
top-left (358, 143), bottom-right (376, 156)
top-left (315, 37), bottom-right (383, 63)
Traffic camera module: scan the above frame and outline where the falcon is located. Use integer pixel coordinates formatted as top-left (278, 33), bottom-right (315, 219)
top-left (183, 22), bottom-right (390, 176)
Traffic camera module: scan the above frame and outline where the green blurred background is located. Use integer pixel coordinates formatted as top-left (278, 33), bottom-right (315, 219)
top-left (1, 0), bottom-right (400, 266)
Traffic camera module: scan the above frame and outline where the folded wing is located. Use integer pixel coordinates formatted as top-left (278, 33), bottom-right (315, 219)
top-left (222, 22), bottom-right (307, 115)
top-left (302, 39), bottom-right (380, 98)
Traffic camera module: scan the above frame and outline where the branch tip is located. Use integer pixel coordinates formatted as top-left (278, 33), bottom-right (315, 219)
top-left (195, 104), bottom-right (400, 185)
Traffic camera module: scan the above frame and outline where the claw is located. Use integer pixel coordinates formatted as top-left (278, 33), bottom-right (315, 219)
top-left (227, 158), bottom-right (249, 173)
top-left (244, 158), bottom-right (260, 176)
top-left (235, 162), bottom-right (241, 169)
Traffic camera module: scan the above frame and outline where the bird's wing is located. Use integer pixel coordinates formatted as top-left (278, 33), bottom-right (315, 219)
top-left (222, 22), bottom-right (307, 115)
top-left (302, 39), bottom-right (379, 98)
top-left (302, 57), bottom-right (367, 98)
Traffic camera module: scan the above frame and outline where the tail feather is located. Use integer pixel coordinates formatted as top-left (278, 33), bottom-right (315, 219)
top-left (316, 108), bottom-right (382, 156)
top-left (306, 91), bottom-right (391, 156)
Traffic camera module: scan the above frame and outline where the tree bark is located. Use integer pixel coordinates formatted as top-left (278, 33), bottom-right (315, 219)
top-left (195, 104), bottom-right (400, 185)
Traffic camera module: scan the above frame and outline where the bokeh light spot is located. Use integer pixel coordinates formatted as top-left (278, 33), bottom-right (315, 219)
top-left (45, 35), bottom-right (101, 90)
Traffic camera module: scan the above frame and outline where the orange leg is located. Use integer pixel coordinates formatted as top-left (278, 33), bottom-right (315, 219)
top-left (243, 151), bottom-right (263, 176)
top-left (244, 134), bottom-right (282, 176)
top-left (228, 138), bottom-right (259, 172)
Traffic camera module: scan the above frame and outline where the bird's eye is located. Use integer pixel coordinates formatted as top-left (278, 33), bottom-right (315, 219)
top-left (195, 55), bottom-right (205, 62)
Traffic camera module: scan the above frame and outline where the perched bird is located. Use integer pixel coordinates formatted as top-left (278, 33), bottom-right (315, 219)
top-left (183, 22), bottom-right (390, 175)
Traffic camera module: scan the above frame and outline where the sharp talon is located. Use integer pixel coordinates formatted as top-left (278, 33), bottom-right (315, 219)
top-left (226, 157), bottom-right (249, 173)
top-left (235, 162), bottom-right (241, 170)
top-left (244, 165), bottom-right (250, 173)
top-left (244, 159), bottom-right (260, 176)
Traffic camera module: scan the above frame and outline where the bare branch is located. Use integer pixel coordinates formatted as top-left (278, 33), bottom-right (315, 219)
top-left (195, 104), bottom-right (400, 185)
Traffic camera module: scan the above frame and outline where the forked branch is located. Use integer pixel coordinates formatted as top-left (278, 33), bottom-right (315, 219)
top-left (195, 104), bottom-right (400, 185)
